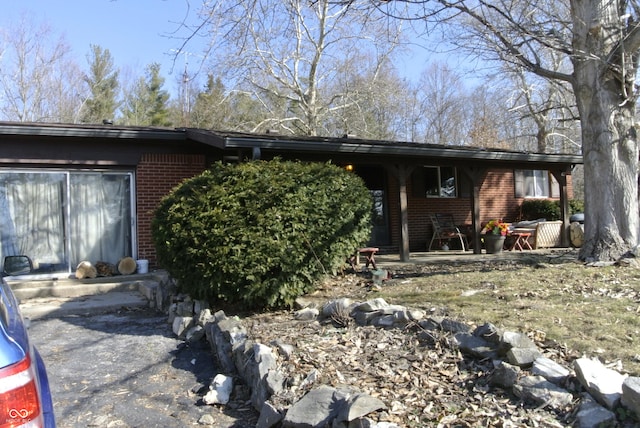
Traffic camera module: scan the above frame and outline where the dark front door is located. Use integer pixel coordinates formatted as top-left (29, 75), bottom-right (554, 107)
top-left (355, 166), bottom-right (390, 246)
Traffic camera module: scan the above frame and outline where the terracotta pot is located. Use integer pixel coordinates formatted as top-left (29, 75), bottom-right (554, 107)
top-left (484, 234), bottom-right (506, 254)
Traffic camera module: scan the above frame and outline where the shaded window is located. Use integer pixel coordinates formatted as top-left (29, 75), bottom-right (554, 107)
top-left (514, 170), bottom-right (558, 198)
top-left (413, 166), bottom-right (457, 198)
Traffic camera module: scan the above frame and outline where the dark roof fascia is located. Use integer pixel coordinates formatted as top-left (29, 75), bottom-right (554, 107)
top-left (184, 128), bottom-right (226, 149)
top-left (190, 130), bottom-right (583, 166)
top-left (0, 122), bottom-right (184, 141)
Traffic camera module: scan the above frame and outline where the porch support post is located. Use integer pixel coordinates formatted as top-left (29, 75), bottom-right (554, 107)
top-left (551, 168), bottom-right (571, 247)
top-left (460, 166), bottom-right (487, 254)
top-left (386, 164), bottom-right (413, 262)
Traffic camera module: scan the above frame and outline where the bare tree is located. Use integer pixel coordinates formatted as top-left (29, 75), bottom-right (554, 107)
top-left (417, 62), bottom-right (467, 145)
top-left (185, 0), bottom-right (405, 136)
top-left (0, 14), bottom-right (84, 122)
top-left (357, 0), bottom-right (640, 262)
top-left (323, 56), bottom-right (413, 139)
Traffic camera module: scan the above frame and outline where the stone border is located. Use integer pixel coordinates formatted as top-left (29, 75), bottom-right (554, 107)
top-left (161, 289), bottom-right (640, 427)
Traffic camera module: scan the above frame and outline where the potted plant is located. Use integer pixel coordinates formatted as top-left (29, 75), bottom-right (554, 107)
top-left (483, 219), bottom-right (509, 254)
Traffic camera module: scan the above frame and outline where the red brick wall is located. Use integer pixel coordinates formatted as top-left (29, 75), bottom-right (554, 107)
top-left (386, 168), bottom-right (574, 252)
top-left (136, 154), bottom-right (207, 267)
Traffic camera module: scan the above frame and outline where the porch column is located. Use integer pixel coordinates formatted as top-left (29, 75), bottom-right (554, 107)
top-left (551, 168), bottom-right (571, 247)
top-left (460, 166), bottom-right (487, 254)
top-left (386, 164), bottom-right (413, 262)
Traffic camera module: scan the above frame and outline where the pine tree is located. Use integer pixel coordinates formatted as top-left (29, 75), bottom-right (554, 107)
top-left (121, 63), bottom-right (171, 126)
top-left (80, 45), bottom-right (119, 124)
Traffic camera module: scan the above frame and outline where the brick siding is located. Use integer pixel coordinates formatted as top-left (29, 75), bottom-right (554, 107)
top-left (387, 168), bottom-right (574, 252)
top-left (136, 154), bottom-right (207, 267)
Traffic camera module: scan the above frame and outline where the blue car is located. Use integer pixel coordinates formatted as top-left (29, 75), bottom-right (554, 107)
top-left (0, 276), bottom-right (55, 427)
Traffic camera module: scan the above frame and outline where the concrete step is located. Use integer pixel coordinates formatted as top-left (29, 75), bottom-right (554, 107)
top-left (8, 275), bottom-right (156, 300)
top-left (18, 291), bottom-right (151, 320)
top-left (8, 273), bottom-right (165, 320)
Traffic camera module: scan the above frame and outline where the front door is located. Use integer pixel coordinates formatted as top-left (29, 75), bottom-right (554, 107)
top-left (355, 166), bottom-right (390, 246)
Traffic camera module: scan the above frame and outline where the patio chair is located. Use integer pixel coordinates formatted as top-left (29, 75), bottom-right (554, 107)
top-left (428, 214), bottom-right (468, 251)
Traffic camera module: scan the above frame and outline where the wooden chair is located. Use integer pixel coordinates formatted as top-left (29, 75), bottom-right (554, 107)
top-left (428, 214), bottom-right (468, 251)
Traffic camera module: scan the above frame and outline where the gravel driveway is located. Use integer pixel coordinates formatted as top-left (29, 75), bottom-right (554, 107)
top-left (27, 308), bottom-right (258, 428)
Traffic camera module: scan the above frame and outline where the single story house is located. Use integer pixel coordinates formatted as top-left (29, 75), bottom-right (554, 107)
top-left (0, 122), bottom-right (582, 277)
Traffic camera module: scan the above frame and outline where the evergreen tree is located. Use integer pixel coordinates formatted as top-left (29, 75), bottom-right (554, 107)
top-left (121, 63), bottom-right (171, 126)
top-left (147, 63), bottom-right (171, 126)
top-left (190, 74), bottom-right (228, 129)
top-left (80, 45), bottom-right (119, 124)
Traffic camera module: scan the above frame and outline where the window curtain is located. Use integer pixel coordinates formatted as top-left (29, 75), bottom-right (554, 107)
top-left (0, 173), bottom-right (66, 270)
top-left (0, 171), bottom-right (133, 275)
top-left (515, 170), bottom-right (550, 198)
top-left (69, 173), bottom-right (131, 267)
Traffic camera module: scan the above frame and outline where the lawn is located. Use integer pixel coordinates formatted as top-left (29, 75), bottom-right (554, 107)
top-left (317, 249), bottom-right (640, 375)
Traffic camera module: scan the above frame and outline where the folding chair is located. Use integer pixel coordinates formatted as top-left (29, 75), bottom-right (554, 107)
top-left (428, 214), bottom-right (468, 251)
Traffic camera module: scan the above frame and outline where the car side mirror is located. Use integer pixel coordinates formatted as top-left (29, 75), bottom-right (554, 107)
top-left (3, 255), bottom-right (33, 276)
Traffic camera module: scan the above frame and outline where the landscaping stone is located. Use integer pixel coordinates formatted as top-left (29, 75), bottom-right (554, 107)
top-left (532, 357), bottom-right (570, 384)
top-left (488, 361), bottom-right (520, 389)
top-left (205, 314), bottom-right (247, 374)
top-left (282, 385), bottom-right (347, 427)
top-left (506, 347), bottom-right (543, 367)
top-left (453, 332), bottom-right (498, 359)
top-left (502, 331), bottom-right (537, 349)
top-left (513, 375), bottom-right (573, 409)
top-left (574, 357), bottom-right (627, 409)
top-left (574, 394), bottom-right (616, 428)
top-left (337, 392), bottom-right (386, 423)
top-left (172, 315), bottom-right (194, 338)
top-left (203, 374), bottom-right (233, 405)
top-left (185, 324), bottom-right (205, 342)
top-left (437, 316), bottom-right (473, 334)
top-left (256, 402), bottom-right (283, 428)
top-left (294, 307), bottom-right (319, 320)
top-left (621, 376), bottom-right (640, 419)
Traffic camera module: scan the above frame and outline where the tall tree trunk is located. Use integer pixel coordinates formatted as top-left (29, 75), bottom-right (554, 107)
top-left (572, 0), bottom-right (639, 261)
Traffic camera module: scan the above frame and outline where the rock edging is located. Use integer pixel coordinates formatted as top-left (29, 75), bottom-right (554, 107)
top-left (167, 294), bottom-right (640, 427)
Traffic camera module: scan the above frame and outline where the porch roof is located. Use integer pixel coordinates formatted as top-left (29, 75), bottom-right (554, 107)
top-left (184, 129), bottom-right (583, 168)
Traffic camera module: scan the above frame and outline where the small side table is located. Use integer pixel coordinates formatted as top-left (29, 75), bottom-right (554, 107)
top-left (509, 232), bottom-right (533, 251)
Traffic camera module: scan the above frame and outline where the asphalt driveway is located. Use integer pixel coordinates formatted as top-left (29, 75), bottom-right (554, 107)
top-left (27, 308), bottom-right (258, 428)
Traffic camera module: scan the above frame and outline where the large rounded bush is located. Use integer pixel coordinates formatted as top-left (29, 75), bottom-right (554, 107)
top-left (152, 159), bottom-right (372, 309)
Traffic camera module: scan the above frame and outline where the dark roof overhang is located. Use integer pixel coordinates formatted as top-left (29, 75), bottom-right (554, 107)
top-left (185, 129), bottom-right (584, 168)
top-left (0, 123), bottom-right (583, 169)
top-left (0, 121), bottom-right (184, 141)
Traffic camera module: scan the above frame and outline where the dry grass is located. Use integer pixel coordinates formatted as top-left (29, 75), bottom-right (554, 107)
top-left (314, 249), bottom-right (640, 375)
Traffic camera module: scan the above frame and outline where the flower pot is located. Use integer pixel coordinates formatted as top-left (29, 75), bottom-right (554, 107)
top-left (484, 234), bottom-right (506, 254)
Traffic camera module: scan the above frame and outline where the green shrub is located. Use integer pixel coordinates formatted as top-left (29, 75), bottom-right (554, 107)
top-left (569, 199), bottom-right (584, 214)
top-left (521, 199), bottom-right (561, 220)
top-left (521, 198), bottom-right (584, 221)
top-left (151, 160), bottom-right (372, 310)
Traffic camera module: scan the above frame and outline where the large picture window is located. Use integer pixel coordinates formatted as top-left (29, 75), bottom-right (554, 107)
top-left (0, 170), bottom-right (134, 276)
top-left (514, 169), bottom-right (559, 198)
